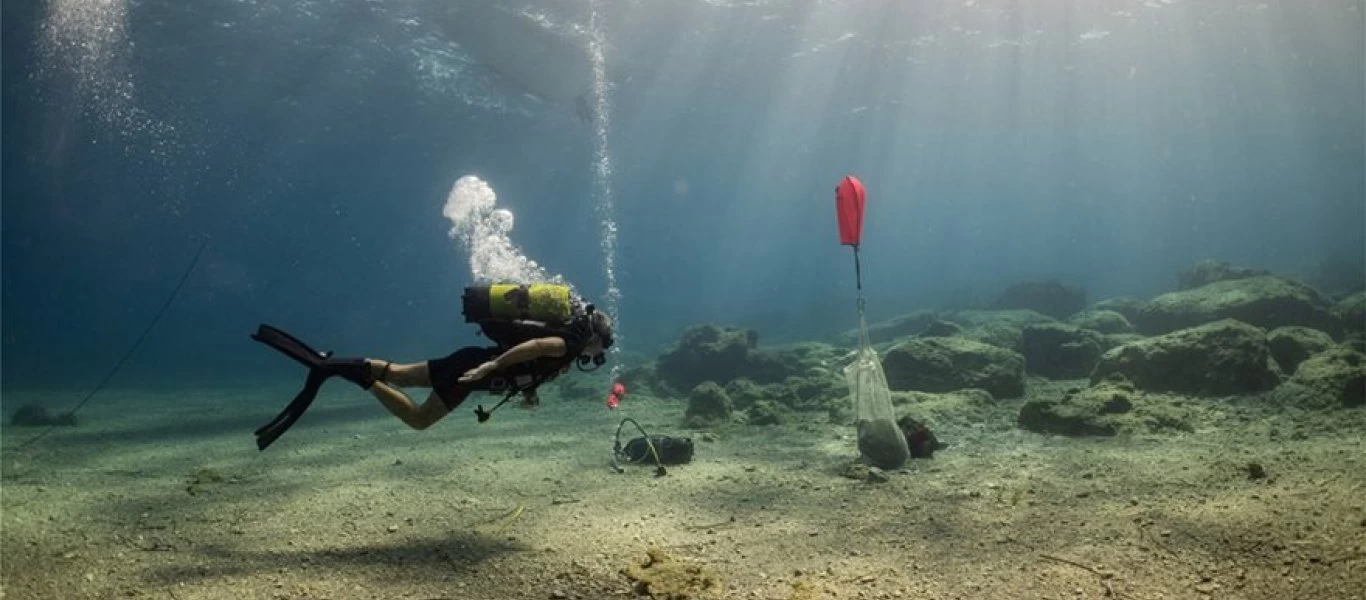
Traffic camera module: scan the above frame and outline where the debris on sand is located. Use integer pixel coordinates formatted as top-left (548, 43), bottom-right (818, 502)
top-left (622, 547), bottom-right (723, 599)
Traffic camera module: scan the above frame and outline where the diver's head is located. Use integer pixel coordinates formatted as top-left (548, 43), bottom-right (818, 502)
top-left (577, 305), bottom-right (615, 368)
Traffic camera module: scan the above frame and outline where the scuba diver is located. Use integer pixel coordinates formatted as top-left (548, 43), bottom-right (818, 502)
top-left (250, 284), bottom-right (614, 450)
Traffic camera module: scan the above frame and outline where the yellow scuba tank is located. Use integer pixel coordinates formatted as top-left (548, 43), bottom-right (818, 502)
top-left (462, 284), bottom-right (575, 325)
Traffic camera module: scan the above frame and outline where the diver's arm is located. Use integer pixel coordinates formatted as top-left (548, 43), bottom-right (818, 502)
top-left (459, 337), bottom-right (566, 383)
top-left (493, 337), bottom-right (567, 366)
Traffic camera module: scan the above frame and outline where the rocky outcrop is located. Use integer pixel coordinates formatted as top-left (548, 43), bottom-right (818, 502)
top-left (1092, 297), bottom-right (1147, 323)
top-left (1019, 323), bottom-right (1107, 379)
top-left (841, 311), bottom-right (942, 345)
top-left (1066, 310), bottom-right (1135, 335)
top-left (1267, 326), bottom-right (1335, 374)
top-left (916, 320), bottom-right (965, 338)
top-left (657, 326), bottom-right (758, 393)
top-left (948, 309), bottom-right (1056, 350)
top-left (685, 382), bottom-right (733, 427)
top-left (1333, 291), bottom-right (1365, 336)
top-left (1017, 380), bottom-right (1194, 437)
top-left (1090, 319), bottom-right (1280, 396)
top-left (721, 373), bottom-right (845, 414)
top-left (1177, 259), bottom-right (1271, 290)
top-left (745, 399), bottom-right (787, 426)
top-left (1285, 348), bottom-right (1366, 408)
top-left (1134, 276), bottom-right (1340, 338)
top-left (1310, 255), bottom-right (1366, 297)
top-left (991, 280), bottom-right (1086, 319)
top-left (657, 327), bottom-right (840, 393)
top-left (881, 337), bottom-right (1025, 399)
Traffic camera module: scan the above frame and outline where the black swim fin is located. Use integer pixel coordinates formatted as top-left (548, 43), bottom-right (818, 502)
top-left (251, 324), bottom-right (327, 370)
top-left (251, 324), bottom-right (375, 451)
top-left (253, 369), bottom-right (326, 450)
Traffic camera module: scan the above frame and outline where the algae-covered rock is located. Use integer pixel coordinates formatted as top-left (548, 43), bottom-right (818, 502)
top-left (1311, 255), bottom-right (1366, 297)
top-left (1267, 326), bottom-right (1336, 373)
top-left (1092, 297), bottom-right (1147, 323)
top-left (961, 322), bottom-right (1028, 350)
top-left (1333, 291), bottom-right (1365, 335)
top-left (1017, 381), bottom-right (1194, 437)
top-left (746, 399), bottom-right (786, 426)
top-left (780, 374), bottom-right (846, 412)
top-left (1347, 333), bottom-right (1366, 354)
top-left (623, 547), bottom-right (723, 600)
top-left (944, 309), bottom-right (1056, 350)
top-left (1103, 333), bottom-right (1145, 348)
top-left (991, 280), bottom-right (1087, 319)
top-left (656, 325), bottom-right (758, 392)
top-left (1177, 259), bottom-right (1271, 290)
top-left (881, 337), bottom-right (1026, 399)
top-left (685, 382), bottom-right (733, 427)
top-left (722, 374), bottom-right (842, 414)
top-left (1288, 347), bottom-right (1366, 408)
top-left (1020, 323), bottom-right (1106, 379)
top-left (749, 342), bottom-right (847, 388)
top-left (722, 378), bottom-right (767, 411)
top-left (1134, 275), bottom-right (1340, 337)
top-left (616, 363), bottom-right (664, 398)
top-left (1067, 309), bottom-right (1135, 335)
top-left (948, 308), bottom-right (1056, 330)
top-left (1090, 319), bottom-right (1279, 396)
top-left (841, 310), bottom-right (942, 345)
top-left (891, 388), bottom-right (995, 426)
top-left (917, 319), bottom-right (965, 338)
top-left (659, 332), bottom-right (843, 393)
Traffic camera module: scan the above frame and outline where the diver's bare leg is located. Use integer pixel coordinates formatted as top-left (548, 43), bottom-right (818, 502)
top-left (357, 360), bottom-right (450, 430)
top-left (368, 384), bottom-right (452, 430)
top-left (364, 360), bottom-right (431, 388)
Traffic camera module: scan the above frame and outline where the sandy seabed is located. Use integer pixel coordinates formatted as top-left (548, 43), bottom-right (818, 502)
top-left (2, 382), bottom-right (1363, 600)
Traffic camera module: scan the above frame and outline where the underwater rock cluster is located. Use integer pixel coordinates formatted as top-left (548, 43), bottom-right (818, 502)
top-left (655, 326), bottom-right (842, 393)
top-left (1176, 258), bottom-right (1271, 290)
top-left (1065, 309), bottom-right (1135, 335)
top-left (1090, 319), bottom-right (1281, 396)
top-left (684, 382), bottom-right (733, 427)
top-left (1281, 347), bottom-right (1366, 408)
top-left (631, 258), bottom-right (1361, 443)
top-left (1019, 323), bottom-right (1107, 379)
top-left (650, 326), bottom-right (850, 423)
top-left (1091, 297), bottom-right (1147, 323)
top-left (1017, 378), bottom-right (1195, 436)
top-left (990, 280), bottom-right (1087, 319)
top-left (841, 310), bottom-right (942, 345)
top-left (1268, 326), bottom-right (1336, 373)
top-left (1012, 260), bottom-right (1364, 436)
top-left (1134, 275), bottom-right (1341, 337)
top-left (881, 336), bottom-right (1025, 399)
top-left (656, 326), bottom-right (759, 393)
top-left (1334, 291), bottom-right (1365, 338)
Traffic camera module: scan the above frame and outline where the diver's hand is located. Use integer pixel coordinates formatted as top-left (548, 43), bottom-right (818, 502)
top-left (458, 361), bottom-right (498, 383)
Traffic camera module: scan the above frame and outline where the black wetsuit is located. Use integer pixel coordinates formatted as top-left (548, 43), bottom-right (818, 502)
top-left (427, 318), bottom-right (594, 410)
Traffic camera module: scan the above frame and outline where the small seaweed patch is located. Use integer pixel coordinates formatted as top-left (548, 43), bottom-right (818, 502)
top-left (185, 467), bottom-right (238, 496)
top-left (622, 547), bottom-right (723, 599)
